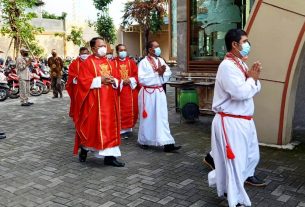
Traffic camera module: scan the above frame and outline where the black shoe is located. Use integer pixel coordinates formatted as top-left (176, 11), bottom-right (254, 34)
top-left (0, 135), bottom-right (6, 139)
top-left (0, 132), bottom-right (5, 136)
top-left (121, 132), bottom-right (130, 140)
top-left (52, 96), bottom-right (58, 99)
top-left (140, 144), bottom-right (149, 149)
top-left (236, 204), bottom-right (244, 207)
top-left (21, 103), bottom-right (31, 106)
top-left (28, 102), bottom-right (34, 105)
top-left (78, 147), bottom-right (88, 162)
top-left (203, 153), bottom-right (215, 170)
top-left (164, 144), bottom-right (182, 152)
top-left (245, 176), bottom-right (267, 187)
top-left (104, 156), bottom-right (125, 167)
top-left (59, 94), bottom-right (63, 98)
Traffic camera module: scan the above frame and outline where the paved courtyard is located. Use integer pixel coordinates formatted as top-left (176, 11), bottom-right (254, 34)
top-left (0, 87), bottom-right (305, 207)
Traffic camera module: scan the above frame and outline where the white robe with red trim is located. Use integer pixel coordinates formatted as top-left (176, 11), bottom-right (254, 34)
top-left (208, 58), bottom-right (261, 207)
top-left (137, 56), bottom-right (175, 146)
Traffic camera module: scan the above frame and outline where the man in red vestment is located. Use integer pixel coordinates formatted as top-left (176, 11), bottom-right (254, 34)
top-left (113, 44), bottom-right (139, 139)
top-left (75, 37), bottom-right (124, 167)
top-left (66, 47), bottom-right (90, 156)
top-left (66, 47), bottom-right (90, 122)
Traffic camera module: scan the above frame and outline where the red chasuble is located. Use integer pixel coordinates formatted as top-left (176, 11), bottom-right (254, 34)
top-left (74, 55), bottom-right (121, 154)
top-left (66, 57), bottom-right (82, 123)
top-left (113, 57), bottom-right (139, 130)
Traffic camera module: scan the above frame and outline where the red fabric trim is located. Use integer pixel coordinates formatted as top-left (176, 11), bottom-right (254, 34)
top-left (218, 112), bottom-right (253, 160)
top-left (225, 53), bottom-right (248, 79)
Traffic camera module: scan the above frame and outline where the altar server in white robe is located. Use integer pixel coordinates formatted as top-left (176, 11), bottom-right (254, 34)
top-left (208, 29), bottom-right (266, 207)
top-left (137, 40), bottom-right (181, 152)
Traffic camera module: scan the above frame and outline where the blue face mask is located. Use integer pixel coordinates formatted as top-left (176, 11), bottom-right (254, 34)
top-left (119, 51), bottom-right (127, 59)
top-left (154, 47), bottom-right (161, 57)
top-left (239, 42), bottom-right (251, 57)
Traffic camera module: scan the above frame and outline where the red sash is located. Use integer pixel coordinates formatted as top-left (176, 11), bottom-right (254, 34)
top-left (142, 86), bottom-right (164, 119)
top-left (147, 56), bottom-right (161, 72)
top-left (224, 53), bottom-right (248, 79)
top-left (218, 112), bottom-right (253, 160)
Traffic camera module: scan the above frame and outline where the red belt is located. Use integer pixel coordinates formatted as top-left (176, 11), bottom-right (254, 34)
top-left (218, 112), bottom-right (253, 160)
top-left (142, 86), bottom-right (164, 118)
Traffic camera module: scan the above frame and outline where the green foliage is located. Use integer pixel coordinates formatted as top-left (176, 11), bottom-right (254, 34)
top-left (55, 26), bottom-right (86, 47)
top-left (93, 0), bottom-right (113, 11)
top-left (121, 0), bottom-right (167, 46)
top-left (42, 11), bottom-right (67, 20)
top-left (95, 13), bottom-right (116, 44)
top-left (92, 0), bottom-right (116, 44)
top-left (0, 0), bottom-right (45, 57)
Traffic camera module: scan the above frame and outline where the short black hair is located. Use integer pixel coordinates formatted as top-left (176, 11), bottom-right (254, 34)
top-left (115, 44), bottom-right (125, 53)
top-left (79, 47), bottom-right (89, 53)
top-left (90, 37), bottom-right (104, 48)
top-left (146, 40), bottom-right (156, 53)
top-left (225, 29), bottom-right (248, 52)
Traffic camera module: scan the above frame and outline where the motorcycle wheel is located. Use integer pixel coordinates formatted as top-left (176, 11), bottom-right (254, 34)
top-left (0, 88), bottom-right (8, 101)
top-left (8, 88), bottom-right (19, 99)
top-left (42, 83), bottom-right (51, 94)
top-left (30, 82), bottom-right (44, 96)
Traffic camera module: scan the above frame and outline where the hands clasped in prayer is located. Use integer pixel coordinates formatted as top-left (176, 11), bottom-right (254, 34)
top-left (247, 61), bottom-right (262, 81)
top-left (157, 65), bottom-right (166, 76)
top-left (101, 75), bottom-right (115, 85)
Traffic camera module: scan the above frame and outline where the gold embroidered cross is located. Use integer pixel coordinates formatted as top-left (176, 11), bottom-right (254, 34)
top-left (100, 64), bottom-right (110, 76)
top-left (120, 64), bottom-right (129, 80)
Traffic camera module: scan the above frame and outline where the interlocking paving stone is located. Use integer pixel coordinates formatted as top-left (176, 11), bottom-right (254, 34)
top-left (0, 88), bottom-right (304, 207)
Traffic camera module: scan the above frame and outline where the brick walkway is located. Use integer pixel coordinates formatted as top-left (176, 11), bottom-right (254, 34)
top-left (0, 88), bottom-right (304, 207)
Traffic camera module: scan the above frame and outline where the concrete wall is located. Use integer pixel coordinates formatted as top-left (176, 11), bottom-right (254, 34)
top-left (120, 31), bottom-right (141, 58)
top-left (0, 18), bottom-right (98, 59)
top-left (117, 28), bottom-right (171, 61)
top-left (151, 31), bottom-right (170, 61)
top-left (246, 0), bottom-right (305, 145)
top-left (176, 0), bottom-right (187, 71)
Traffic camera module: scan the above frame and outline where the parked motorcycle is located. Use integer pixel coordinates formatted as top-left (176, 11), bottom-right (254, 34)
top-left (0, 67), bottom-right (9, 101)
top-left (61, 67), bottom-right (68, 90)
top-left (29, 72), bottom-right (44, 97)
top-left (6, 63), bottom-right (20, 99)
top-left (32, 64), bottom-right (51, 94)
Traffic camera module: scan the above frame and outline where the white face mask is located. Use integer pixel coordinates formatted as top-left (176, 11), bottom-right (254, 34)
top-left (80, 54), bottom-right (89, 60)
top-left (97, 47), bottom-right (107, 57)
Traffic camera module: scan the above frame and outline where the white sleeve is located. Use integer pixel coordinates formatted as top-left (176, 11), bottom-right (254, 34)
top-left (129, 77), bottom-right (137, 90)
top-left (138, 59), bottom-right (162, 86)
top-left (90, 76), bottom-right (102, 89)
top-left (120, 80), bottom-right (124, 92)
top-left (112, 78), bottom-right (119, 89)
top-left (220, 64), bottom-right (260, 101)
top-left (73, 77), bottom-right (77, 84)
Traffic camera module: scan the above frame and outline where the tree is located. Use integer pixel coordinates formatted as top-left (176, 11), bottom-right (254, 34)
top-left (95, 13), bottom-right (116, 44)
top-left (0, 0), bottom-right (45, 57)
top-left (42, 11), bottom-right (67, 20)
top-left (55, 26), bottom-right (86, 47)
top-left (93, 0), bottom-right (113, 11)
top-left (122, 0), bottom-right (167, 49)
top-left (92, 0), bottom-right (116, 44)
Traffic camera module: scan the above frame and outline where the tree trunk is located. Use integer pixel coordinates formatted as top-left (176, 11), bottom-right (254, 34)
top-left (13, 36), bottom-right (21, 59)
top-left (144, 29), bottom-right (150, 55)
